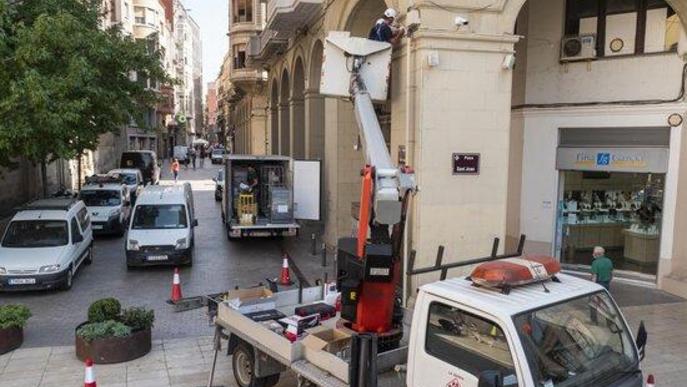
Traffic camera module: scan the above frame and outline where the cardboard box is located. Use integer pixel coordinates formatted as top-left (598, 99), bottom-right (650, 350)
top-left (302, 327), bottom-right (352, 383)
top-left (224, 287), bottom-right (276, 314)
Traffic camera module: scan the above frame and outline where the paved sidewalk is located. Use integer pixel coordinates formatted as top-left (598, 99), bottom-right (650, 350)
top-left (0, 336), bottom-right (296, 387)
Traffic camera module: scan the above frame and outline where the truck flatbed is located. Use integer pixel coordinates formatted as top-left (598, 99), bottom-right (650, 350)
top-left (214, 285), bottom-right (408, 387)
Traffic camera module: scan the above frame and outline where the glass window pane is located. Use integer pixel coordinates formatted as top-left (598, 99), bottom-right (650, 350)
top-left (605, 12), bottom-right (637, 55)
top-left (606, 0), bottom-right (638, 14)
top-left (425, 302), bottom-right (519, 385)
top-left (645, 7), bottom-right (680, 52)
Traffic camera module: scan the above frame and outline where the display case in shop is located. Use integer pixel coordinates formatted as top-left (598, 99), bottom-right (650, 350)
top-left (560, 173), bottom-right (663, 269)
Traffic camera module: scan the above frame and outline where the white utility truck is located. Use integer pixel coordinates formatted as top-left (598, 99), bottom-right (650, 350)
top-left (221, 155), bottom-right (320, 239)
top-left (211, 32), bottom-right (650, 387)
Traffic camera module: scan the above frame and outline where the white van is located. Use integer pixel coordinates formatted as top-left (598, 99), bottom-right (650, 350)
top-left (0, 198), bottom-right (93, 291)
top-left (126, 184), bottom-right (197, 268)
top-left (79, 175), bottom-right (131, 236)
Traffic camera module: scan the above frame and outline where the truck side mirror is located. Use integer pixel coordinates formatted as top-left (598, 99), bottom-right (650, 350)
top-left (478, 371), bottom-right (504, 387)
top-left (192, 219), bottom-right (199, 227)
top-left (636, 321), bottom-right (647, 361)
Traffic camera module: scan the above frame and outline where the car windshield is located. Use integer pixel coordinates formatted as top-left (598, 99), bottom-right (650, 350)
top-left (132, 204), bottom-right (187, 229)
top-left (116, 173), bottom-right (137, 185)
top-left (513, 291), bottom-right (638, 387)
top-left (2, 220), bottom-right (69, 247)
top-left (80, 190), bottom-right (121, 206)
top-left (212, 149), bottom-right (224, 155)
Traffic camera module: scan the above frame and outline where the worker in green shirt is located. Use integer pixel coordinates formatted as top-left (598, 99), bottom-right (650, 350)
top-left (591, 246), bottom-right (613, 291)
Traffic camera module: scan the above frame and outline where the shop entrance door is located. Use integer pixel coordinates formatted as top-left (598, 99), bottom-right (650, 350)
top-left (556, 171), bottom-right (664, 276)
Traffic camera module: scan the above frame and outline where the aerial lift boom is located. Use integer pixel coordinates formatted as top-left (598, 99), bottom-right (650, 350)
top-left (321, 32), bottom-right (415, 343)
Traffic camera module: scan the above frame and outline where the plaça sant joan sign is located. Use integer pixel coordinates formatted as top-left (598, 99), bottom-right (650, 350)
top-left (452, 153), bottom-right (480, 175)
top-left (556, 147), bottom-right (669, 173)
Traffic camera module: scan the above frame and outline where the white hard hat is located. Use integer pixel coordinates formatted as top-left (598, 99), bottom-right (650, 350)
top-left (384, 8), bottom-right (397, 19)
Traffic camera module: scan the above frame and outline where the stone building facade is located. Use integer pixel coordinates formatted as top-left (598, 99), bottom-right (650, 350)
top-left (219, 0), bottom-right (687, 298)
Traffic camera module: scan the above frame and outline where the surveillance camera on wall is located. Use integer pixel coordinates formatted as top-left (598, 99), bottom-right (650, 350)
top-left (454, 16), bottom-right (469, 27)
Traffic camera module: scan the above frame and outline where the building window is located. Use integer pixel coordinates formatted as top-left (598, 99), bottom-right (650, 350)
top-left (134, 6), bottom-right (145, 24)
top-left (110, 0), bottom-right (118, 22)
top-left (233, 44), bottom-right (247, 69)
top-left (233, 0), bottom-right (253, 23)
top-left (124, 2), bottom-right (130, 19)
top-left (565, 0), bottom-right (678, 57)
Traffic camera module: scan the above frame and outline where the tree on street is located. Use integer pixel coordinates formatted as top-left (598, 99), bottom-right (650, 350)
top-left (0, 0), bottom-right (172, 194)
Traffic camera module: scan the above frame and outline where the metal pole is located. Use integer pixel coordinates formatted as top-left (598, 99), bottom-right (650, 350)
top-left (311, 233), bottom-right (317, 256)
top-left (321, 243), bottom-right (327, 267)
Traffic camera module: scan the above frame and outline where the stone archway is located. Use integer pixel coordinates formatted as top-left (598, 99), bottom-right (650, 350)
top-left (270, 80), bottom-right (279, 155)
top-left (279, 69), bottom-right (291, 156)
top-left (291, 57), bottom-right (306, 159)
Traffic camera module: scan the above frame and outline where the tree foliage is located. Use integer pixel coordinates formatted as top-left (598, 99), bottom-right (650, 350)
top-left (0, 0), bottom-right (171, 168)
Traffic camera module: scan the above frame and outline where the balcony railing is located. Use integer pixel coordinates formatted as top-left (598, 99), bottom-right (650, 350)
top-left (266, 0), bottom-right (323, 36)
top-left (247, 29), bottom-right (288, 65)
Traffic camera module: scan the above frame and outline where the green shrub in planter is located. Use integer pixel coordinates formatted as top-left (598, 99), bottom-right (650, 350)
top-left (88, 298), bottom-right (121, 323)
top-left (0, 305), bottom-right (31, 329)
top-left (77, 320), bottom-right (131, 342)
top-left (121, 307), bottom-right (155, 331)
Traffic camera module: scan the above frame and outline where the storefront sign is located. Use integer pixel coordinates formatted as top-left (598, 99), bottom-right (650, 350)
top-left (452, 153), bottom-right (480, 175)
top-left (556, 147), bottom-right (669, 173)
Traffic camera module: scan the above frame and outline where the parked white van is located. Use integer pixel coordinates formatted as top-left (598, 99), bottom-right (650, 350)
top-left (126, 184), bottom-right (197, 268)
top-left (79, 175), bottom-right (131, 236)
top-left (0, 198), bottom-right (93, 291)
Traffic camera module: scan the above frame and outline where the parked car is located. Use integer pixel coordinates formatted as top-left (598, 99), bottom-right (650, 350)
top-left (0, 198), bottom-right (93, 291)
top-left (213, 169), bottom-right (224, 202)
top-left (173, 145), bottom-right (189, 165)
top-left (120, 151), bottom-right (160, 185)
top-left (107, 168), bottom-right (144, 204)
top-left (126, 184), bottom-right (197, 268)
top-left (79, 175), bottom-right (131, 236)
top-left (210, 148), bottom-right (225, 164)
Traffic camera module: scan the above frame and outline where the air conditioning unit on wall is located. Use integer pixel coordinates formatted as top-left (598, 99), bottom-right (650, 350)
top-left (560, 34), bottom-right (597, 62)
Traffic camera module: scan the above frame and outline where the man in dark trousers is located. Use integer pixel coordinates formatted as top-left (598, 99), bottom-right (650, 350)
top-left (368, 8), bottom-right (405, 45)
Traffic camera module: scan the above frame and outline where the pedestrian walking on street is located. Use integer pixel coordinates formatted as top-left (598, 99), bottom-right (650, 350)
top-left (171, 158), bottom-right (180, 183)
top-left (591, 246), bottom-right (613, 291)
top-left (191, 147), bottom-right (197, 170)
top-left (199, 146), bottom-right (206, 168)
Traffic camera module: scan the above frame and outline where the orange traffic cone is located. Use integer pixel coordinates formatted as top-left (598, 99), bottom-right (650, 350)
top-left (280, 255), bottom-right (292, 286)
top-left (84, 358), bottom-right (96, 387)
top-left (170, 267), bottom-right (183, 303)
top-left (646, 374), bottom-right (655, 387)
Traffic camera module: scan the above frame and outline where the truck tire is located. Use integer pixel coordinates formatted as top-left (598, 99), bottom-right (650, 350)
top-left (232, 343), bottom-right (280, 387)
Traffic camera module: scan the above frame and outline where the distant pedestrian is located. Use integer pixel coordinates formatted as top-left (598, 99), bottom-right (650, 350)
top-left (199, 146), bottom-right (206, 168)
top-left (591, 246), bottom-right (613, 291)
top-left (191, 147), bottom-right (197, 170)
top-left (171, 158), bottom-right (180, 183)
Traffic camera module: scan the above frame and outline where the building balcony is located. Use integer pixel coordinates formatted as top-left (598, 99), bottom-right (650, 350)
top-left (229, 68), bottom-right (266, 91)
top-left (266, 0), bottom-right (323, 37)
top-left (229, 22), bottom-right (262, 37)
top-left (246, 29), bottom-right (288, 66)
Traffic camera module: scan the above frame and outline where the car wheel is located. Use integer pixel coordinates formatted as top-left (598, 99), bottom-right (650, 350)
top-left (232, 343), bottom-right (279, 387)
top-left (84, 245), bottom-right (93, 265)
top-left (61, 266), bottom-right (74, 291)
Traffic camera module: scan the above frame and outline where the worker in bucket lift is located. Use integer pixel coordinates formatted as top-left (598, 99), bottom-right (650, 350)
top-left (368, 8), bottom-right (405, 45)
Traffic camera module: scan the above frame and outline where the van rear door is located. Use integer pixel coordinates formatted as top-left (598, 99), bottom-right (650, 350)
top-left (293, 160), bottom-right (321, 221)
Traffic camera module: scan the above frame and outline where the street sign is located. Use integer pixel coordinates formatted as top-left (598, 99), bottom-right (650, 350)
top-left (452, 153), bottom-right (480, 175)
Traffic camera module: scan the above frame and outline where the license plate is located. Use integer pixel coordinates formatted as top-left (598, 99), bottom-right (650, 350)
top-left (92, 225), bottom-right (103, 230)
top-left (147, 255), bottom-right (168, 261)
top-left (9, 278), bottom-right (36, 285)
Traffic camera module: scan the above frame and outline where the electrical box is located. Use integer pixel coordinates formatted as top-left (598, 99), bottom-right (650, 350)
top-left (320, 31), bottom-right (392, 102)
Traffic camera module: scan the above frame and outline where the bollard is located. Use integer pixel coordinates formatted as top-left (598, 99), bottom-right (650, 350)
top-left (311, 233), bottom-right (317, 256)
top-left (321, 243), bottom-right (327, 267)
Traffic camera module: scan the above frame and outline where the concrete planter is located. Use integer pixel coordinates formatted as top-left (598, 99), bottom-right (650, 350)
top-left (75, 323), bottom-right (151, 364)
top-left (0, 326), bottom-right (23, 355)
